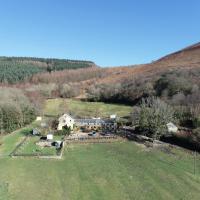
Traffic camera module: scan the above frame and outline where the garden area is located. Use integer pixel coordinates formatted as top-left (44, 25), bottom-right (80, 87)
top-left (0, 118), bottom-right (65, 158)
top-left (11, 135), bottom-right (63, 157)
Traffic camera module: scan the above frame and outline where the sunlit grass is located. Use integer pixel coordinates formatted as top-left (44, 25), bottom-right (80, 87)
top-left (44, 98), bottom-right (132, 118)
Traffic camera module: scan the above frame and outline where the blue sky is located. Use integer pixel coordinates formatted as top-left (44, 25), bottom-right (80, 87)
top-left (0, 0), bottom-right (199, 66)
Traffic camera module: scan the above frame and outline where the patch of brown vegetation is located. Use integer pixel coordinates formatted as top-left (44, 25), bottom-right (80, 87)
top-left (2, 41), bottom-right (200, 99)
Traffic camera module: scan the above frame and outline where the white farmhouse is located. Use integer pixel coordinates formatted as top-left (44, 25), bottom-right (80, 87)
top-left (58, 114), bottom-right (75, 130)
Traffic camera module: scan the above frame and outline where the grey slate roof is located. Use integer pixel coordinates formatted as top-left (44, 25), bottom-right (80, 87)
top-left (74, 118), bottom-right (115, 125)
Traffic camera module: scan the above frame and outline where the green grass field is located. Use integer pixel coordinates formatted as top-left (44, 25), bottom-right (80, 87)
top-left (44, 98), bottom-right (132, 118)
top-left (0, 128), bottom-right (31, 156)
top-left (0, 141), bottom-right (200, 200)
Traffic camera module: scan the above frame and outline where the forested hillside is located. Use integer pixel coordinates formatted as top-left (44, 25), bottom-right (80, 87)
top-left (0, 57), bottom-right (94, 83)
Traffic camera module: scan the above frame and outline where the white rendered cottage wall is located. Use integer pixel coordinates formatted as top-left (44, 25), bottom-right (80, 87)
top-left (58, 114), bottom-right (75, 130)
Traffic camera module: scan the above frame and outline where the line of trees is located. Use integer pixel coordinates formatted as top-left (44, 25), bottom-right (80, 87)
top-left (30, 67), bottom-right (105, 84)
top-left (0, 88), bottom-right (37, 134)
top-left (87, 68), bottom-right (200, 105)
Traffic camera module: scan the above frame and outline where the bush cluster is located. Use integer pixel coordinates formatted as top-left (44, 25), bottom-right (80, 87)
top-left (55, 126), bottom-right (71, 136)
top-left (131, 97), bottom-right (175, 139)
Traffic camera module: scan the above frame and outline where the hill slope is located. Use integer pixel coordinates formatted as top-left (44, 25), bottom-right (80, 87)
top-left (17, 42), bottom-right (200, 100)
top-left (153, 42), bottom-right (200, 67)
top-left (82, 42), bottom-right (200, 104)
top-left (93, 42), bottom-right (200, 85)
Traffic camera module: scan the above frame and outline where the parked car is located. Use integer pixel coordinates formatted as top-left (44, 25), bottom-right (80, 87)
top-left (88, 131), bottom-right (96, 136)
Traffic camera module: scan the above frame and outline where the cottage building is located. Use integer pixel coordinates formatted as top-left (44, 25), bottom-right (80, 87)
top-left (58, 114), bottom-right (75, 130)
top-left (58, 113), bottom-right (117, 131)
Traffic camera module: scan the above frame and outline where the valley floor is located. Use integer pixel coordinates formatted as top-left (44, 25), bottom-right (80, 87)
top-left (0, 141), bottom-right (200, 200)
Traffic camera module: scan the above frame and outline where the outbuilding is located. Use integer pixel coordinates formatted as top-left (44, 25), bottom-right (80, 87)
top-left (55, 141), bottom-right (62, 149)
top-left (166, 122), bottom-right (178, 133)
top-left (32, 129), bottom-right (40, 136)
top-left (47, 134), bottom-right (53, 140)
top-left (36, 116), bottom-right (42, 121)
top-left (110, 114), bottom-right (116, 119)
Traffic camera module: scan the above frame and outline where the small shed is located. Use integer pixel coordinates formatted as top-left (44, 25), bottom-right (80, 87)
top-left (55, 141), bottom-right (62, 149)
top-left (36, 116), bottom-right (42, 121)
top-left (47, 134), bottom-right (53, 140)
top-left (110, 114), bottom-right (116, 119)
top-left (166, 122), bottom-right (178, 133)
top-left (32, 129), bottom-right (40, 136)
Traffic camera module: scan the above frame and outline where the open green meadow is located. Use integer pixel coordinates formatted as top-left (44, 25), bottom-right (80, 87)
top-left (44, 98), bottom-right (132, 118)
top-left (0, 138), bottom-right (200, 200)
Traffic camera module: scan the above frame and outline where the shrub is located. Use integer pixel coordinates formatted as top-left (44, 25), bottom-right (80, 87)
top-left (137, 97), bottom-right (175, 139)
top-left (0, 103), bottom-right (23, 132)
top-left (131, 106), bottom-right (141, 126)
top-left (50, 119), bottom-right (59, 130)
top-left (26, 83), bottom-right (57, 98)
top-left (59, 84), bottom-right (81, 98)
top-left (193, 117), bottom-right (200, 128)
top-left (192, 128), bottom-right (200, 143)
top-left (174, 106), bottom-right (192, 127)
top-left (155, 74), bottom-right (193, 97)
top-left (55, 126), bottom-right (71, 136)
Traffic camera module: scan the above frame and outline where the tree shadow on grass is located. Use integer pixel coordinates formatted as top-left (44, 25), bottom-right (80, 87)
top-left (19, 128), bottom-right (32, 136)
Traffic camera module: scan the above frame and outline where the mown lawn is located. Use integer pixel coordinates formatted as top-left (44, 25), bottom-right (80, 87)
top-left (0, 128), bottom-right (31, 156)
top-left (0, 141), bottom-right (200, 200)
top-left (44, 98), bottom-right (132, 118)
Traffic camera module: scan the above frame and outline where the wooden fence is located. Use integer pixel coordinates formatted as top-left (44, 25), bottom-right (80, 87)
top-left (65, 135), bottom-right (123, 144)
top-left (10, 136), bottom-right (64, 159)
